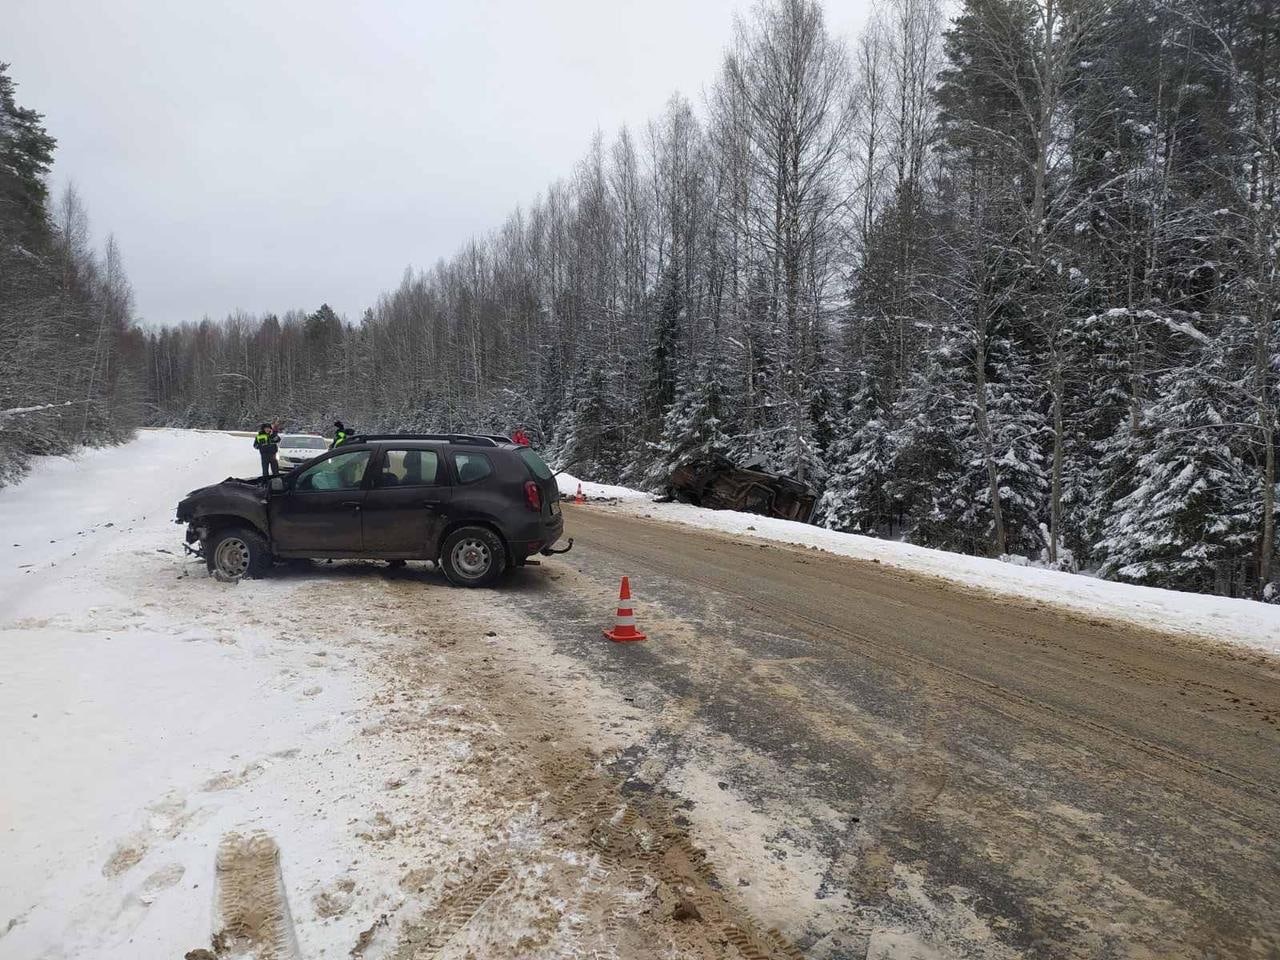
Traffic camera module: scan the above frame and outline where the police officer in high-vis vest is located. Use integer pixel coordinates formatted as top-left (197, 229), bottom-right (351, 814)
top-left (253, 422), bottom-right (280, 477)
top-left (330, 420), bottom-right (352, 449)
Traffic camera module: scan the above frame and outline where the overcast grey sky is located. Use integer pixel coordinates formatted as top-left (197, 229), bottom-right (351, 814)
top-left (9, 0), bottom-right (873, 327)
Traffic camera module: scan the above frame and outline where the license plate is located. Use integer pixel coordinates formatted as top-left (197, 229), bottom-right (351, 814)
top-left (551, 500), bottom-right (561, 516)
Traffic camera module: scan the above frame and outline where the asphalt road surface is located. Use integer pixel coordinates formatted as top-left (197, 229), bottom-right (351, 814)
top-left (506, 504), bottom-right (1280, 959)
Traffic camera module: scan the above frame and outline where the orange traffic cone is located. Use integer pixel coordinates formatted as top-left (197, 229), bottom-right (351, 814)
top-left (575, 483), bottom-right (585, 505)
top-left (603, 576), bottom-right (647, 643)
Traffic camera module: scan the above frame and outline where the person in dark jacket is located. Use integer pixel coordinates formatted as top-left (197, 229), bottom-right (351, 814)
top-left (253, 422), bottom-right (281, 477)
top-left (330, 421), bottom-right (353, 449)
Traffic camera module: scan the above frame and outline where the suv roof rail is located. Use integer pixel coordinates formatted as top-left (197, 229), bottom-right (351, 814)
top-left (347, 433), bottom-right (500, 447)
top-left (480, 434), bottom-right (514, 444)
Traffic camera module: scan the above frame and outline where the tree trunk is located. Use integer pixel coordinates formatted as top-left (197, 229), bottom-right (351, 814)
top-left (1256, 233), bottom-right (1276, 596)
top-left (973, 320), bottom-right (1005, 557)
top-left (1251, 19), bottom-right (1276, 598)
top-left (1261, 419), bottom-right (1275, 596)
top-left (1046, 352), bottom-right (1063, 564)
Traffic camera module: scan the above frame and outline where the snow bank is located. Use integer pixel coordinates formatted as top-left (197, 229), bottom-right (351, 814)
top-left (562, 482), bottom-right (1280, 656)
top-left (555, 471), bottom-right (648, 502)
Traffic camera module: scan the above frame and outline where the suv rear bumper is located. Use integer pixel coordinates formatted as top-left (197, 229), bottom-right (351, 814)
top-left (511, 535), bottom-right (572, 559)
top-left (510, 509), bottom-right (570, 562)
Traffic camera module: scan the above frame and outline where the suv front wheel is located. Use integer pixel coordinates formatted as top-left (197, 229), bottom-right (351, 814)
top-left (440, 526), bottom-right (507, 588)
top-left (206, 526), bottom-right (272, 582)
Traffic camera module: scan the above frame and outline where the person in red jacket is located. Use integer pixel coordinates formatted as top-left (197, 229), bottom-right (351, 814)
top-left (511, 427), bottom-right (531, 446)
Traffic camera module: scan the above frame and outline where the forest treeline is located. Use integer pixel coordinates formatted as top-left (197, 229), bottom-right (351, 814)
top-left (10, 0), bottom-right (1280, 599)
top-left (0, 64), bottom-right (145, 483)
top-left (148, 0), bottom-right (1280, 598)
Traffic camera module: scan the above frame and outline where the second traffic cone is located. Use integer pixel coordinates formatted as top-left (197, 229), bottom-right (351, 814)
top-left (603, 576), bottom-right (646, 642)
top-left (575, 483), bottom-right (585, 504)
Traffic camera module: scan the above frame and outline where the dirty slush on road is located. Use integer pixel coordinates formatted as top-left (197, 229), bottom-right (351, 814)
top-left (175, 507), bottom-right (1280, 960)
top-left (530, 507), bottom-right (1280, 960)
top-left (184, 562), bottom-right (820, 960)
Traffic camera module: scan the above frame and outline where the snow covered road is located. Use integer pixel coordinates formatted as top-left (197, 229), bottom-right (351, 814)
top-left (0, 432), bottom-right (804, 960)
top-left (3, 431), bottom-right (1278, 960)
top-left (0, 430), bottom-right (402, 958)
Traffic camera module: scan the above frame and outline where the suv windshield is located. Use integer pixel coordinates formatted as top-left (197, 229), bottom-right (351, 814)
top-left (282, 435), bottom-right (327, 449)
top-left (296, 450), bottom-right (370, 491)
top-left (518, 448), bottom-right (553, 480)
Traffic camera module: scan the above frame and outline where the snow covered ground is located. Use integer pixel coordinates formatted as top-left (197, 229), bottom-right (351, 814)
top-left (557, 472), bottom-right (1280, 656)
top-left (3, 434), bottom-right (1274, 959)
top-left (553, 472), bottom-right (647, 502)
top-left (0, 431), bottom-right (503, 959)
top-left (1, 431), bottom-right (834, 960)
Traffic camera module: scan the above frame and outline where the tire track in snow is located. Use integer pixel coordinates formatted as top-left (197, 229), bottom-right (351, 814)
top-left (214, 831), bottom-right (301, 960)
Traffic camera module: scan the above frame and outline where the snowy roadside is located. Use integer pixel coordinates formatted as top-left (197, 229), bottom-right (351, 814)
top-left (0, 431), bottom-right (509, 959)
top-left (556, 472), bottom-right (1280, 657)
top-left (1, 432), bottom-right (819, 960)
top-left (553, 473), bottom-right (648, 503)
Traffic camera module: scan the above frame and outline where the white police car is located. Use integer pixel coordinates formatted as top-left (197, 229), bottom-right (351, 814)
top-left (277, 434), bottom-right (329, 469)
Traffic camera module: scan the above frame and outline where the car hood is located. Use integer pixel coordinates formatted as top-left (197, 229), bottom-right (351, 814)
top-left (183, 476), bottom-right (264, 500)
top-left (176, 475), bottom-right (270, 523)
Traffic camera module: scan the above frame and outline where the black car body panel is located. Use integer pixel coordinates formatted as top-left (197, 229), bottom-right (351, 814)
top-left (175, 437), bottom-right (567, 567)
top-left (176, 477), bottom-right (271, 537)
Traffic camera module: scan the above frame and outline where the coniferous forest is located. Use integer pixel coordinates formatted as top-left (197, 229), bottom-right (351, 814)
top-left (5, 0), bottom-right (1280, 599)
top-left (0, 65), bottom-right (145, 483)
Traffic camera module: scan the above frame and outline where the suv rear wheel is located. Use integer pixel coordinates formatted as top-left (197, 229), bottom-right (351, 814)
top-left (206, 526), bottom-right (272, 582)
top-left (440, 526), bottom-right (506, 588)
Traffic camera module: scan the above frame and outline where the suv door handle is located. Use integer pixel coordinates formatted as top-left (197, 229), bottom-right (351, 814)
top-left (422, 499), bottom-right (444, 511)
top-left (341, 500), bottom-right (362, 511)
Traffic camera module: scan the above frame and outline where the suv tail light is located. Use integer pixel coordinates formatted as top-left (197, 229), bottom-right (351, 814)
top-left (524, 480), bottom-right (542, 512)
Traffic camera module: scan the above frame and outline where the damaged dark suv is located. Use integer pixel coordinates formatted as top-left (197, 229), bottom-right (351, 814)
top-left (175, 434), bottom-right (571, 587)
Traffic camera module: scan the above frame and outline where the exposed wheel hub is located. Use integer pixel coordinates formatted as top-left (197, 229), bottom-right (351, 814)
top-left (213, 537), bottom-right (250, 579)
top-left (451, 538), bottom-right (491, 578)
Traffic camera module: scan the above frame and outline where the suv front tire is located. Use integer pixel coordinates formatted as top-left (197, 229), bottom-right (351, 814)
top-left (206, 526), bottom-right (272, 582)
top-left (440, 525), bottom-right (506, 587)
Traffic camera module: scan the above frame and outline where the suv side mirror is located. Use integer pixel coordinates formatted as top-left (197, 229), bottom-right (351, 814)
top-left (268, 476), bottom-right (286, 493)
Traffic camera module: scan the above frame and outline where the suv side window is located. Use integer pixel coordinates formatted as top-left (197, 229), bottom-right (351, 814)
top-left (295, 450), bottom-right (371, 491)
top-left (453, 452), bottom-right (492, 484)
top-left (374, 449), bottom-right (441, 487)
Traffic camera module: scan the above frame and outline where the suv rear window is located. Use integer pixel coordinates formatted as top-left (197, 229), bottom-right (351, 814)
top-left (454, 452), bottom-right (492, 484)
top-left (518, 448), bottom-right (553, 480)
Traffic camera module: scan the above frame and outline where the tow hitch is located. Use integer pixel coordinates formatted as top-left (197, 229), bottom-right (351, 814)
top-left (541, 538), bottom-right (574, 556)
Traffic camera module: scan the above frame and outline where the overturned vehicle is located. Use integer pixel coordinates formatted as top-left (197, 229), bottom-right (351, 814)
top-left (662, 454), bottom-right (818, 524)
